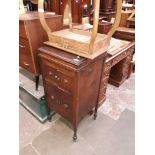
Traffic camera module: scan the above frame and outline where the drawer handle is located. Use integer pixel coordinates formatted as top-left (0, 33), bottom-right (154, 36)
top-left (19, 44), bottom-right (25, 48)
top-left (24, 62), bottom-right (30, 67)
top-left (54, 75), bottom-right (60, 81)
top-left (49, 71), bottom-right (53, 75)
top-left (64, 104), bottom-right (69, 109)
top-left (88, 68), bottom-right (93, 73)
top-left (64, 79), bottom-right (68, 83)
top-left (51, 96), bottom-right (55, 100)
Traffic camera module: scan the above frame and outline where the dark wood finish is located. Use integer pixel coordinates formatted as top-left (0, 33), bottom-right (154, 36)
top-left (19, 12), bottom-right (63, 90)
top-left (89, 19), bottom-right (112, 34)
top-left (50, 0), bottom-right (60, 14)
top-left (100, 0), bottom-right (113, 12)
top-left (59, 0), bottom-right (68, 15)
top-left (98, 40), bottom-right (135, 105)
top-left (98, 21), bottom-right (112, 34)
top-left (38, 46), bottom-right (107, 140)
top-left (99, 0), bottom-right (116, 22)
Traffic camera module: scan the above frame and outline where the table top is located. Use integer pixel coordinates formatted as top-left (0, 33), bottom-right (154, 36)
top-left (107, 38), bottom-right (134, 56)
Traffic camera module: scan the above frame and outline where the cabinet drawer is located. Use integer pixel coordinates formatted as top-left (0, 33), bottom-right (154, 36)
top-left (45, 81), bottom-right (72, 121)
top-left (19, 21), bottom-right (27, 39)
top-left (112, 50), bottom-right (129, 66)
top-left (19, 38), bottom-right (31, 56)
top-left (41, 60), bottom-right (74, 94)
top-left (19, 39), bottom-right (35, 73)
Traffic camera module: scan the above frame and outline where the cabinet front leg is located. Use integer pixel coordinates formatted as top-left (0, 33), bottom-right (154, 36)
top-left (73, 128), bottom-right (77, 142)
top-left (94, 109), bottom-right (98, 120)
top-left (94, 103), bottom-right (99, 120)
top-left (35, 75), bottom-right (39, 91)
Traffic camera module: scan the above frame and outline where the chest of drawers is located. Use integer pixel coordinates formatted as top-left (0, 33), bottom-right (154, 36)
top-left (38, 46), bottom-right (107, 140)
top-left (19, 12), bottom-right (63, 90)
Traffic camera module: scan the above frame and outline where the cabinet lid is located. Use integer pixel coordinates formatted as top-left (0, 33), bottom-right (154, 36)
top-left (38, 46), bottom-right (88, 67)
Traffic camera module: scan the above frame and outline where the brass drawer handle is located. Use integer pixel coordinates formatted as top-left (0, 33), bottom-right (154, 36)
top-left (64, 104), bottom-right (69, 109)
top-left (64, 79), bottom-right (68, 83)
top-left (88, 68), bottom-right (93, 73)
top-left (49, 71), bottom-right (53, 75)
top-left (51, 96), bottom-right (55, 100)
top-left (19, 44), bottom-right (25, 48)
top-left (24, 62), bottom-right (30, 67)
top-left (54, 75), bottom-right (60, 81)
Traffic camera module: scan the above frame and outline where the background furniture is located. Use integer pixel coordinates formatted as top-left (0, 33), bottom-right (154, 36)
top-left (90, 19), bottom-right (112, 34)
top-left (23, 0), bottom-right (51, 11)
top-left (99, 0), bottom-right (116, 21)
top-left (49, 0), bottom-right (91, 23)
top-left (113, 27), bottom-right (135, 41)
top-left (98, 39), bottom-right (135, 105)
top-left (38, 46), bottom-right (107, 140)
top-left (119, 10), bottom-right (133, 27)
top-left (19, 12), bottom-right (63, 90)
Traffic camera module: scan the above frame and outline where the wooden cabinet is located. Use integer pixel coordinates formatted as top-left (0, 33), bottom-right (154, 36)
top-left (19, 12), bottom-right (63, 90)
top-left (38, 46), bottom-right (107, 140)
